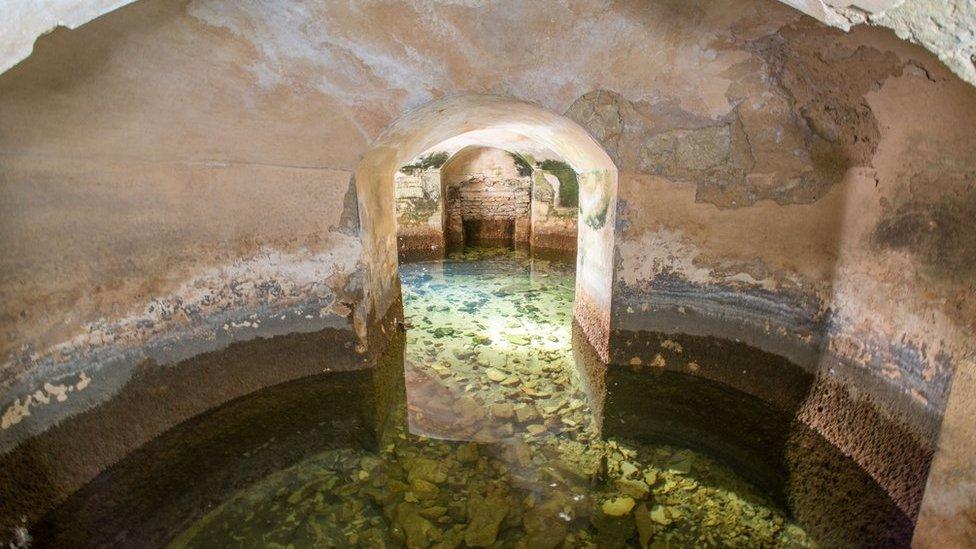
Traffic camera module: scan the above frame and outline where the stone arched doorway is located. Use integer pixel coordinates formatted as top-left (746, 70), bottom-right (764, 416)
top-left (355, 95), bottom-right (618, 360)
top-left (392, 143), bottom-right (581, 258)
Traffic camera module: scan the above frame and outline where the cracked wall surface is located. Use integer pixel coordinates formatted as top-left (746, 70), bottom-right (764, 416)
top-left (0, 0), bottom-right (974, 544)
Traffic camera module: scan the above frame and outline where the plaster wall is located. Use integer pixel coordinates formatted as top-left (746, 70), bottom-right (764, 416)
top-left (5, 0), bottom-right (973, 86)
top-left (0, 0), bottom-right (974, 543)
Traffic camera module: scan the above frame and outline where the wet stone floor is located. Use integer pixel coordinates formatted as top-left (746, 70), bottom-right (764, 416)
top-left (172, 248), bottom-right (815, 548)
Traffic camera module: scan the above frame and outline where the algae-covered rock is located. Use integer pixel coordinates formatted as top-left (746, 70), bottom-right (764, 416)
top-left (509, 440), bottom-right (533, 468)
top-left (634, 503), bottom-right (656, 548)
top-left (456, 443), bottom-right (479, 463)
top-left (408, 457), bottom-right (448, 484)
top-left (464, 493), bottom-right (509, 547)
top-left (490, 402), bottom-right (515, 420)
top-left (593, 506), bottom-right (638, 547)
top-left (518, 506), bottom-right (567, 549)
top-left (452, 395), bottom-right (484, 426)
top-left (602, 496), bottom-right (636, 516)
top-left (514, 404), bottom-right (539, 423)
top-left (485, 368), bottom-right (507, 382)
top-left (649, 505), bottom-right (671, 526)
top-left (620, 461), bottom-right (639, 478)
top-left (410, 477), bottom-right (439, 498)
top-left (616, 477), bottom-right (650, 499)
top-left (394, 502), bottom-right (439, 548)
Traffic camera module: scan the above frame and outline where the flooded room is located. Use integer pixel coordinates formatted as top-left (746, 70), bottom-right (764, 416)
top-left (1, 0), bottom-right (975, 547)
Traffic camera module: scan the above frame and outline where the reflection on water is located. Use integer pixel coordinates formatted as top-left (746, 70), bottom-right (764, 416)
top-left (170, 248), bottom-right (814, 548)
top-left (401, 247), bottom-right (589, 442)
top-left (33, 247), bottom-right (910, 548)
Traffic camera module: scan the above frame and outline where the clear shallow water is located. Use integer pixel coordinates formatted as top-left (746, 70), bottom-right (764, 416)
top-left (27, 247), bottom-right (911, 548)
top-left (169, 247), bottom-right (815, 548)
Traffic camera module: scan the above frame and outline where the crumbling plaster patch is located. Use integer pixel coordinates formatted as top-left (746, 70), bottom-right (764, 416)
top-left (0, 238), bottom-right (362, 449)
top-left (780, 0), bottom-right (976, 86)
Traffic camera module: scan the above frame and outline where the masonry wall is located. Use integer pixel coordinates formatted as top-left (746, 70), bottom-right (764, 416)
top-left (394, 169), bottom-right (444, 257)
top-left (531, 170), bottom-right (579, 253)
top-left (441, 147), bottom-right (531, 246)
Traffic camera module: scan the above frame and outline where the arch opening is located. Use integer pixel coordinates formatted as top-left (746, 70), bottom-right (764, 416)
top-left (393, 140), bottom-right (581, 259)
top-left (355, 95), bottom-right (618, 360)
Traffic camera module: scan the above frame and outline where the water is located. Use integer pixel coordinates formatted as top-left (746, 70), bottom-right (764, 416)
top-left (168, 248), bottom-right (813, 548)
top-left (31, 247), bottom-right (911, 547)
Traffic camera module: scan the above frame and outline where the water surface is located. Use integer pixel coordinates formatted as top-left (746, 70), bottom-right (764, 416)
top-left (172, 248), bottom-right (814, 548)
top-left (32, 247), bottom-right (911, 548)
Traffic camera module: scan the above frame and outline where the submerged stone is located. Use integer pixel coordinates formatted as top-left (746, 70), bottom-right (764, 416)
top-left (464, 493), bottom-right (509, 547)
top-left (485, 368), bottom-right (507, 382)
top-left (395, 502), bottom-right (439, 548)
top-left (602, 496), bottom-right (636, 516)
top-left (168, 250), bottom-right (819, 549)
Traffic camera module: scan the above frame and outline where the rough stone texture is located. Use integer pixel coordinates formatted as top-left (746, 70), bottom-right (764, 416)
top-left (783, 418), bottom-right (915, 547)
top-left (531, 171), bottom-right (579, 253)
top-left (796, 375), bottom-right (933, 517)
top-left (441, 146), bottom-right (532, 245)
top-left (0, 327), bottom-right (364, 534)
top-left (394, 168), bottom-right (445, 256)
top-left (574, 289), bottom-right (612, 364)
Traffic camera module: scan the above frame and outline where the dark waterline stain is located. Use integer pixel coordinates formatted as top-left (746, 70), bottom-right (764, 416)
top-left (23, 247), bottom-right (909, 548)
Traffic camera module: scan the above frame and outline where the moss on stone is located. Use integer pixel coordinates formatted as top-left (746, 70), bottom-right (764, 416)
top-left (400, 152), bottom-right (449, 175)
top-left (508, 152), bottom-right (534, 177)
top-left (538, 159), bottom-right (579, 208)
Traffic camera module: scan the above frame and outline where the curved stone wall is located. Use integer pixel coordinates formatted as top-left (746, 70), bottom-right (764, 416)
top-left (0, 0), bottom-right (973, 544)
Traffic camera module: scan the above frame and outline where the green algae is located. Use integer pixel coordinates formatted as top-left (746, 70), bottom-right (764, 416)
top-left (537, 159), bottom-right (579, 209)
top-left (400, 152), bottom-right (450, 175)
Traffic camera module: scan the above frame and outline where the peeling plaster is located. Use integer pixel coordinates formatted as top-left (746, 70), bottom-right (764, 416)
top-left (0, 239), bottom-right (362, 447)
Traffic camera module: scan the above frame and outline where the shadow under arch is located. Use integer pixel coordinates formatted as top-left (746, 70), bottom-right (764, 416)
top-left (355, 94), bottom-right (619, 360)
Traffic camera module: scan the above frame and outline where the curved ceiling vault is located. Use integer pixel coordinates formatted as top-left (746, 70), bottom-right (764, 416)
top-left (4, 0), bottom-right (975, 85)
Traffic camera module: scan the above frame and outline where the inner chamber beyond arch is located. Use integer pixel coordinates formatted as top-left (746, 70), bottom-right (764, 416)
top-left (354, 95), bottom-right (619, 361)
